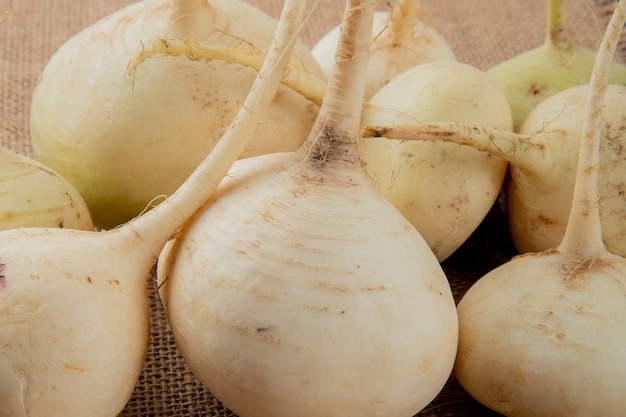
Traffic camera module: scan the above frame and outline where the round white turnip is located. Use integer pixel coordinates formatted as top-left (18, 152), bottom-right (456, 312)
top-left (30, 0), bottom-right (322, 229)
top-left (157, 2), bottom-right (458, 416)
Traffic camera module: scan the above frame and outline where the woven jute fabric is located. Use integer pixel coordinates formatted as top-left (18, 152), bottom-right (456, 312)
top-left (0, 0), bottom-right (623, 416)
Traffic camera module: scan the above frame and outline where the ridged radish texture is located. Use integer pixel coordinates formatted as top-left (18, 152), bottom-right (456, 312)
top-left (158, 1), bottom-right (458, 416)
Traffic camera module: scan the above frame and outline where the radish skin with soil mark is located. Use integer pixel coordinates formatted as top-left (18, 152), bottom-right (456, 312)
top-left (29, 0), bottom-right (322, 230)
top-left (0, 0), bottom-right (303, 414)
top-left (157, 1), bottom-right (458, 416)
top-left (311, 0), bottom-right (456, 99)
top-left (487, 0), bottom-right (626, 131)
top-left (359, 61), bottom-right (512, 261)
top-left (362, 83), bottom-right (626, 258)
top-left (453, 2), bottom-right (626, 415)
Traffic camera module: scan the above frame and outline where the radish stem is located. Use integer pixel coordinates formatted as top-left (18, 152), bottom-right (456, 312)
top-left (115, 0), bottom-right (308, 260)
top-left (361, 121), bottom-right (553, 173)
top-left (298, 0), bottom-right (375, 165)
top-left (558, 0), bottom-right (626, 257)
top-left (546, 0), bottom-right (566, 46)
top-left (127, 37), bottom-right (327, 105)
top-left (384, 0), bottom-right (428, 45)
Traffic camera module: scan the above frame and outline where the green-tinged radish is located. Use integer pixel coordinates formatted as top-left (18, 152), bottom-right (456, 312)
top-left (487, 0), bottom-right (626, 131)
top-left (0, 145), bottom-right (93, 231)
top-left (0, 1), bottom-right (303, 414)
top-left (453, 2), bottom-right (626, 416)
top-left (29, 0), bottom-right (322, 229)
top-left (359, 61), bottom-right (511, 261)
top-left (156, 1), bottom-right (458, 416)
top-left (311, 0), bottom-right (456, 99)
top-left (362, 83), bottom-right (626, 257)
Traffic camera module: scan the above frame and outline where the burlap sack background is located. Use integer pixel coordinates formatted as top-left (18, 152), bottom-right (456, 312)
top-left (0, 0), bottom-right (623, 416)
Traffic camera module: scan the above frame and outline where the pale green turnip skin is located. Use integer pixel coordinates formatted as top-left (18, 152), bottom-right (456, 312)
top-left (487, 0), bottom-right (626, 131)
top-left (507, 84), bottom-right (626, 257)
top-left (455, 249), bottom-right (626, 417)
top-left (312, 8), bottom-right (456, 99)
top-left (488, 40), bottom-right (626, 132)
top-left (360, 61), bottom-right (511, 261)
top-left (30, 0), bottom-right (322, 230)
top-left (0, 147), bottom-right (93, 231)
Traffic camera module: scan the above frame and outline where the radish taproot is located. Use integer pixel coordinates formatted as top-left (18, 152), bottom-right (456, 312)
top-left (0, 0), bottom-right (303, 413)
top-left (311, 0), bottom-right (456, 99)
top-left (29, 0), bottom-right (322, 229)
top-left (454, 2), bottom-right (626, 415)
top-left (156, 1), bottom-right (458, 416)
top-left (127, 36), bottom-right (328, 106)
top-left (359, 61), bottom-right (512, 261)
top-left (362, 82), bottom-right (626, 257)
top-left (487, 0), bottom-right (626, 131)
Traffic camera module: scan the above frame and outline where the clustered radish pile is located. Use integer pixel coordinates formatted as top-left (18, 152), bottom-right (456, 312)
top-left (0, 0), bottom-right (305, 414)
top-left (2, 0), bottom-right (626, 416)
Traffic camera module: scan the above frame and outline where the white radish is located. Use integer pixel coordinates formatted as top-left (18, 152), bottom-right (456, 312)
top-left (29, 0), bottom-right (322, 229)
top-left (487, 0), bottom-right (626, 131)
top-left (453, 2), bottom-right (626, 415)
top-left (311, 0), bottom-right (456, 99)
top-left (362, 82), bottom-right (626, 257)
top-left (0, 145), bottom-right (93, 231)
top-left (359, 61), bottom-right (512, 261)
top-left (0, 0), bottom-right (303, 414)
top-left (157, 1), bottom-right (458, 416)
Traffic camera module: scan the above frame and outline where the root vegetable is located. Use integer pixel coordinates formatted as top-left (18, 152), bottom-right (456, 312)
top-left (29, 0), bottom-right (322, 229)
top-left (452, 2), bottom-right (626, 415)
top-left (0, 145), bottom-right (93, 231)
top-left (0, 1), bottom-right (302, 414)
top-left (487, 0), bottom-right (626, 131)
top-left (359, 61), bottom-right (511, 261)
top-left (156, 1), bottom-right (458, 416)
top-left (311, 0), bottom-right (456, 99)
top-left (362, 82), bottom-right (626, 257)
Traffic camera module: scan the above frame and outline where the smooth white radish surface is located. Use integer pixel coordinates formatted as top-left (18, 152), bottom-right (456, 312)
top-left (312, 0), bottom-right (456, 99)
top-left (0, 146), bottom-right (93, 231)
top-left (29, 0), bottom-right (322, 229)
top-left (157, 1), bottom-right (458, 416)
top-left (487, 0), bottom-right (626, 131)
top-left (359, 61), bottom-right (511, 261)
top-left (454, 2), bottom-right (626, 415)
top-left (0, 1), bottom-right (302, 413)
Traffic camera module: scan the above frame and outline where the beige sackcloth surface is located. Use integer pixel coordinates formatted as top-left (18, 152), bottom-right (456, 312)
top-left (0, 0), bottom-right (622, 416)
